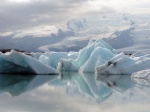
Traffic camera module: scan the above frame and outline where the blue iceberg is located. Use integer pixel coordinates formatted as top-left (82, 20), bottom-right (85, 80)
top-left (57, 39), bottom-right (117, 73)
top-left (0, 50), bottom-right (58, 74)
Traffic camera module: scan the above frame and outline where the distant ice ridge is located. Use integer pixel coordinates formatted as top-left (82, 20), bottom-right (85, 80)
top-left (0, 50), bottom-right (58, 74)
top-left (57, 39), bottom-right (117, 73)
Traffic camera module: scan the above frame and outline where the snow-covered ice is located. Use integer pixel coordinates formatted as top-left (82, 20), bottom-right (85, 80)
top-left (96, 52), bottom-right (150, 75)
top-left (131, 69), bottom-right (150, 86)
top-left (0, 50), bottom-right (58, 74)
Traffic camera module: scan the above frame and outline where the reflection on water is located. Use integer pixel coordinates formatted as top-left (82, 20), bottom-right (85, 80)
top-left (0, 73), bottom-right (150, 112)
top-left (0, 74), bottom-right (57, 97)
top-left (49, 72), bottom-right (135, 103)
top-left (0, 75), bottom-right (35, 96)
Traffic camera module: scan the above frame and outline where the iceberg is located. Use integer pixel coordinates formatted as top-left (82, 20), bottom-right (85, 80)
top-left (39, 51), bottom-right (78, 69)
top-left (31, 52), bottom-right (44, 59)
top-left (131, 69), bottom-right (150, 86)
top-left (0, 50), bottom-right (58, 74)
top-left (34, 39), bottom-right (149, 75)
top-left (57, 39), bottom-right (117, 73)
top-left (96, 52), bottom-right (150, 75)
top-left (1, 39), bottom-right (148, 75)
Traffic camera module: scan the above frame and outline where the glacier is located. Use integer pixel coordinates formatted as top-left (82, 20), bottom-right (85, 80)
top-left (0, 50), bottom-right (58, 74)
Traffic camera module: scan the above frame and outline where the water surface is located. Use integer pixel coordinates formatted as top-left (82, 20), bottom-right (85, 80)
top-left (0, 73), bottom-right (150, 112)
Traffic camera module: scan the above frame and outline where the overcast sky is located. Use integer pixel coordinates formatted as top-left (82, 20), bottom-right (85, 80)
top-left (0, 0), bottom-right (149, 33)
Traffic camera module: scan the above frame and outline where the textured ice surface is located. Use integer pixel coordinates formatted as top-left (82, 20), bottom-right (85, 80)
top-left (31, 52), bottom-right (44, 59)
top-left (96, 52), bottom-right (150, 75)
top-left (57, 39), bottom-right (117, 72)
top-left (0, 50), bottom-right (58, 74)
top-left (131, 69), bottom-right (150, 86)
top-left (39, 51), bottom-right (78, 69)
top-left (33, 39), bottom-right (150, 75)
top-left (4, 39), bottom-right (148, 75)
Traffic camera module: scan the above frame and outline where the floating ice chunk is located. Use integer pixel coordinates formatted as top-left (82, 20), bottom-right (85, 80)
top-left (97, 52), bottom-right (150, 75)
top-left (0, 50), bottom-right (58, 74)
top-left (131, 69), bottom-right (150, 86)
top-left (39, 52), bottom-right (78, 69)
top-left (57, 39), bottom-right (117, 72)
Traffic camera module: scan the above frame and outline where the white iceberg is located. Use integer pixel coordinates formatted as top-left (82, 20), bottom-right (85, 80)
top-left (131, 69), bottom-right (150, 86)
top-left (57, 39), bottom-right (117, 73)
top-left (31, 52), bottom-right (44, 59)
top-left (0, 50), bottom-right (58, 74)
top-left (2, 39), bottom-right (148, 75)
top-left (96, 52), bottom-right (150, 75)
top-left (39, 51), bottom-right (78, 69)
top-left (33, 39), bottom-right (150, 75)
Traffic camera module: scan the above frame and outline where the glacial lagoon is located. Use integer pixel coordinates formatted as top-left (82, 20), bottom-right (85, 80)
top-left (0, 73), bottom-right (150, 112)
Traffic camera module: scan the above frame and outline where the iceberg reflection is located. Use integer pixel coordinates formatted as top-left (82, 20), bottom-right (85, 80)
top-left (0, 74), bottom-right (57, 96)
top-left (96, 74), bottom-right (135, 94)
top-left (49, 72), bottom-right (136, 103)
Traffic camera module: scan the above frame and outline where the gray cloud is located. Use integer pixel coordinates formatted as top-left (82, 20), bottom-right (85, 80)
top-left (0, 0), bottom-right (116, 32)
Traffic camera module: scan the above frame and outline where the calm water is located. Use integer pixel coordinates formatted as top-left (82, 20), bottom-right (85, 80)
top-left (0, 72), bottom-right (150, 112)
